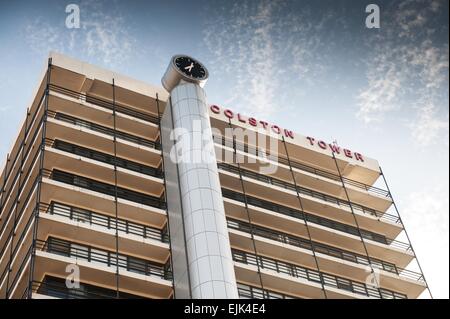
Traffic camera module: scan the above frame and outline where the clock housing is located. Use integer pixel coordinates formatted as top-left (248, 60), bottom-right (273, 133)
top-left (161, 54), bottom-right (209, 92)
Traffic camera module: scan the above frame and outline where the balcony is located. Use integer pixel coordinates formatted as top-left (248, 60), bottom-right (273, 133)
top-left (47, 88), bottom-right (160, 145)
top-left (0, 165), bottom-right (40, 257)
top-left (214, 135), bottom-right (392, 211)
top-left (0, 92), bottom-right (46, 212)
top-left (210, 117), bottom-right (382, 185)
top-left (46, 169), bottom-right (165, 210)
top-left (237, 282), bottom-right (295, 299)
top-left (45, 111), bottom-right (161, 167)
top-left (29, 276), bottom-right (149, 299)
top-left (49, 84), bottom-right (160, 125)
top-left (48, 61), bottom-right (166, 121)
top-left (39, 169), bottom-right (167, 229)
top-left (43, 139), bottom-right (164, 197)
top-left (222, 189), bottom-right (413, 265)
top-left (52, 111), bottom-right (159, 150)
top-left (232, 249), bottom-right (407, 299)
top-left (45, 202), bottom-right (169, 243)
top-left (223, 188), bottom-right (397, 246)
top-left (218, 162), bottom-right (403, 238)
top-left (31, 237), bottom-right (173, 299)
top-left (227, 218), bottom-right (424, 297)
top-left (50, 138), bottom-right (163, 178)
top-left (40, 237), bottom-right (172, 280)
top-left (37, 201), bottom-right (170, 263)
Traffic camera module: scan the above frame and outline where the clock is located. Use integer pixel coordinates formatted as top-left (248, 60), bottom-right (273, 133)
top-left (174, 56), bottom-right (207, 80)
top-left (161, 55), bottom-right (209, 92)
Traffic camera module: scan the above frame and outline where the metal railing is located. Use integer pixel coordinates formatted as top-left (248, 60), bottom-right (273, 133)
top-left (232, 249), bottom-right (407, 299)
top-left (43, 201), bottom-right (169, 243)
top-left (218, 162), bottom-right (401, 225)
top-left (0, 93), bottom-right (46, 212)
top-left (237, 283), bottom-right (295, 299)
top-left (0, 149), bottom-right (42, 248)
top-left (45, 138), bottom-right (163, 178)
top-left (48, 111), bottom-right (161, 150)
top-left (0, 112), bottom-right (46, 220)
top-left (31, 277), bottom-right (146, 299)
top-left (42, 168), bottom-right (166, 210)
top-left (49, 84), bottom-right (160, 125)
top-left (214, 135), bottom-right (391, 198)
top-left (227, 218), bottom-right (422, 282)
top-left (36, 237), bottom-right (172, 280)
top-left (222, 188), bottom-right (411, 253)
top-left (223, 188), bottom-right (387, 244)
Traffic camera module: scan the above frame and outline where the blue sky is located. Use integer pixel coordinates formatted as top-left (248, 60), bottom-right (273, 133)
top-left (0, 0), bottom-right (448, 298)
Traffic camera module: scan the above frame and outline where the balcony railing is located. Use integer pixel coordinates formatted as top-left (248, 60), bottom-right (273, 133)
top-left (237, 283), bottom-right (295, 299)
top-left (48, 110), bottom-right (161, 150)
top-left (232, 249), bottom-right (407, 299)
top-left (36, 237), bottom-right (173, 280)
top-left (49, 84), bottom-right (160, 125)
top-left (42, 168), bottom-right (166, 210)
top-left (42, 201), bottom-right (169, 243)
top-left (46, 138), bottom-right (163, 178)
top-left (222, 188), bottom-right (412, 253)
top-left (0, 111), bottom-right (46, 215)
top-left (31, 276), bottom-right (148, 299)
top-left (214, 135), bottom-right (391, 199)
top-left (218, 162), bottom-right (401, 225)
top-left (227, 218), bottom-right (422, 283)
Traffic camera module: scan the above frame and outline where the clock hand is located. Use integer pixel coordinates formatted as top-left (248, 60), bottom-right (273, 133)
top-left (184, 62), bottom-right (194, 73)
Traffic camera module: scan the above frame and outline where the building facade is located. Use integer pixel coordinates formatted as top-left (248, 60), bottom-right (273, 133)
top-left (0, 52), bottom-right (430, 299)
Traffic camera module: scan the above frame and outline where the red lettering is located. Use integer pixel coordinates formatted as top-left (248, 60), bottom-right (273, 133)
top-left (210, 105), bottom-right (220, 114)
top-left (306, 136), bottom-right (315, 145)
top-left (329, 144), bottom-right (341, 154)
top-left (355, 152), bottom-right (364, 162)
top-left (237, 113), bottom-right (247, 123)
top-left (344, 149), bottom-right (353, 158)
top-left (210, 105), bottom-right (297, 140)
top-left (271, 125), bottom-right (281, 134)
top-left (259, 121), bottom-right (268, 129)
top-left (318, 140), bottom-right (327, 150)
top-left (284, 129), bottom-right (294, 139)
top-left (224, 109), bottom-right (234, 119)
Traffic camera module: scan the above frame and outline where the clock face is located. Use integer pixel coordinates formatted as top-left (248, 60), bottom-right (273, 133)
top-left (174, 56), bottom-right (207, 80)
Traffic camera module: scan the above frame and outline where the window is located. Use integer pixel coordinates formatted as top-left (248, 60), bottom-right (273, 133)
top-left (336, 277), bottom-right (352, 292)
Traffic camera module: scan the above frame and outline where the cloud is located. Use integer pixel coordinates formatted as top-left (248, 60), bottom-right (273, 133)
top-left (409, 102), bottom-right (449, 146)
top-left (23, 0), bottom-right (137, 67)
top-left (356, 0), bottom-right (449, 139)
top-left (203, 0), bottom-right (331, 117)
top-left (356, 58), bottom-right (403, 123)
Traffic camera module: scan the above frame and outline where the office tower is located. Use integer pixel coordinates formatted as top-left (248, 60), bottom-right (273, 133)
top-left (0, 53), bottom-right (430, 299)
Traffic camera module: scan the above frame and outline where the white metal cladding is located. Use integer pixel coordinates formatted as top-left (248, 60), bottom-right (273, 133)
top-left (161, 99), bottom-right (191, 299)
top-left (169, 81), bottom-right (238, 299)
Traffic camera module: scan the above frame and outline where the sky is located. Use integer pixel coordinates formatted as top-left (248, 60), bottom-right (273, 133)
top-left (0, 0), bottom-right (448, 298)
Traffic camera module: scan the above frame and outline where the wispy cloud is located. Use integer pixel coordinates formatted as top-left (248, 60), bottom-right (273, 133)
top-left (203, 0), bottom-right (332, 117)
top-left (409, 102), bottom-right (449, 146)
top-left (356, 56), bottom-right (404, 123)
top-left (23, 0), bottom-right (137, 67)
top-left (356, 0), bottom-right (449, 144)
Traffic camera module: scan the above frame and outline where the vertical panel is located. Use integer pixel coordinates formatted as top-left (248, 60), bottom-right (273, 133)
top-left (162, 98), bottom-right (191, 298)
